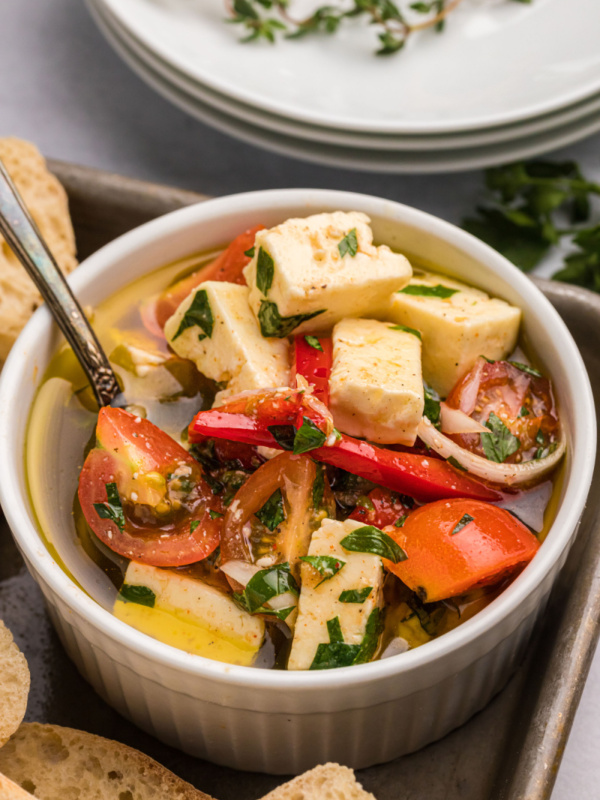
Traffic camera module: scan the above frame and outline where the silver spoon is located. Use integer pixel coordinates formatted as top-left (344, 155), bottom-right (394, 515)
top-left (0, 158), bottom-right (122, 408)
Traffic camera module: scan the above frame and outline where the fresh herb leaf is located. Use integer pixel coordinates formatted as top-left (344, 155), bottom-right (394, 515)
top-left (394, 515), bottom-right (407, 528)
top-left (341, 525), bottom-right (407, 564)
top-left (220, 470), bottom-right (249, 506)
top-left (293, 416), bottom-right (327, 455)
top-left (190, 520), bottom-right (200, 532)
top-left (338, 228), bottom-right (358, 258)
top-left (327, 616), bottom-right (344, 643)
top-left (339, 587), bottom-right (373, 603)
top-left (304, 335), bottom-right (323, 351)
top-left (535, 429), bottom-right (546, 446)
top-left (268, 424), bottom-right (296, 451)
top-left (258, 300), bottom-right (325, 338)
top-left (234, 562), bottom-right (299, 615)
top-left (310, 607), bottom-right (382, 669)
top-left (400, 283), bottom-right (458, 299)
top-left (519, 406), bottom-right (530, 417)
top-left (172, 289), bottom-right (214, 341)
top-left (354, 608), bottom-right (383, 664)
top-left (389, 324), bottom-right (422, 340)
top-left (509, 361), bottom-right (543, 378)
top-left (447, 456), bottom-right (466, 471)
top-left (244, 246), bottom-right (255, 258)
top-left (209, 510), bottom-right (223, 520)
top-left (451, 513), bottom-right (475, 535)
top-left (423, 384), bottom-right (441, 429)
top-left (119, 584), bottom-right (156, 608)
top-left (310, 642), bottom-right (361, 670)
top-left (255, 488), bottom-right (286, 531)
top-left (261, 606), bottom-right (296, 621)
top-left (300, 555), bottom-right (345, 586)
top-left (481, 411), bottom-right (520, 463)
top-left (312, 464), bottom-right (325, 508)
top-left (256, 247), bottom-right (275, 295)
top-left (93, 482), bottom-right (125, 532)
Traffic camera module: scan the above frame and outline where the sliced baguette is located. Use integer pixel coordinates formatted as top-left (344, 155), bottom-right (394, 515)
top-left (0, 621), bottom-right (30, 747)
top-left (259, 763), bottom-right (377, 800)
top-left (0, 723), bottom-right (214, 800)
top-left (0, 773), bottom-right (35, 799)
top-left (0, 137), bottom-right (77, 363)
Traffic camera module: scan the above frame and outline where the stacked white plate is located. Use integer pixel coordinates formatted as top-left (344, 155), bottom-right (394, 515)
top-left (87, 0), bottom-right (600, 173)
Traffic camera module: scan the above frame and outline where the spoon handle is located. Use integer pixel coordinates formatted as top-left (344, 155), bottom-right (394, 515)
top-left (0, 159), bottom-right (119, 407)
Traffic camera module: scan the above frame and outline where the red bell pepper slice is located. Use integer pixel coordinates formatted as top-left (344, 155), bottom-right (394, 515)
top-left (292, 335), bottom-right (333, 405)
top-left (188, 392), bottom-right (501, 503)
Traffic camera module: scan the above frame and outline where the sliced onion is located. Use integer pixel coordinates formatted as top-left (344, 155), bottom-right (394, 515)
top-left (417, 417), bottom-right (566, 487)
top-left (220, 559), bottom-right (260, 588)
top-left (268, 591), bottom-right (297, 611)
top-left (440, 403), bottom-right (489, 435)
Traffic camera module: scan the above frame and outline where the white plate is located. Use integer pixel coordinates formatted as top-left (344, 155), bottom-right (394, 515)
top-left (98, 0), bottom-right (600, 153)
top-left (97, 0), bottom-right (600, 135)
top-left (87, 0), bottom-right (600, 173)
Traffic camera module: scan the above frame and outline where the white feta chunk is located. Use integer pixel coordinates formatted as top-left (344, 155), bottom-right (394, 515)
top-left (385, 270), bottom-right (521, 397)
top-left (243, 211), bottom-right (412, 336)
top-left (329, 318), bottom-right (424, 446)
top-left (288, 518), bottom-right (384, 671)
top-left (164, 281), bottom-right (290, 404)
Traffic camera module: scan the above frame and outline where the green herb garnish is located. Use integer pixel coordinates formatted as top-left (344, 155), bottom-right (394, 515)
top-left (447, 455), bottom-right (467, 471)
top-left (341, 525), bottom-right (407, 564)
top-left (255, 488), bottom-right (286, 531)
top-left (172, 289), bottom-right (214, 341)
top-left (258, 300), bottom-right (325, 338)
top-left (338, 228), bottom-right (358, 258)
top-left (119, 584), bottom-right (156, 608)
top-left (304, 335), bottom-right (323, 351)
top-left (256, 247), bottom-right (275, 295)
top-left (509, 361), bottom-right (543, 378)
top-left (190, 520), bottom-right (200, 532)
top-left (293, 416), bottom-right (327, 455)
top-left (481, 411), bottom-right (520, 463)
top-left (423, 384), bottom-right (441, 429)
top-left (312, 464), bottom-right (325, 509)
top-left (261, 606), bottom-right (296, 621)
top-left (451, 513), bottom-right (475, 535)
top-left (300, 555), bottom-right (345, 586)
top-left (354, 608), bottom-right (383, 664)
top-left (394, 515), bottom-right (407, 528)
top-left (267, 424), bottom-right (296, 451)
top-left (244, 246), bottom-right (255, 258)
top-left (519, 406), bottom-right (530, 417)
top-left (209, 510), bottom-right (223, 520)
top-left (327, 616), bottom-right (344, 643)
top-left (234, 563), bottom-right (299, 615)
top-left (339, 587), bottom-right (373, 603)
top-left (93, 482), bottom-right (125, 532)
top-left (389, 324), bottom-right (422, 340)
top-left (400, 283), bottom-right (458, 299)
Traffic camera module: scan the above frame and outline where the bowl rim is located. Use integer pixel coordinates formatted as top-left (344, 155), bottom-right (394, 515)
top-left (0, 187), bottom-right (595, 692)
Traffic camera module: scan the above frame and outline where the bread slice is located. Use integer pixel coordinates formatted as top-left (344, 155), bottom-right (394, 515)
top-left (0, 723), bottom-right (215, 800)
top-left (259, 763), bottom-right (377, 800)
top-left (0, 621), bottom-right (30, 748)
top-left (0, 137), bottom-right (77, 363)
top-left (0, 773), bottom-right (35, 799)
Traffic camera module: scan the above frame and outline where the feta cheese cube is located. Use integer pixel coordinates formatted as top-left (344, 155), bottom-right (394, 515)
top-left (114, 562), bottom-right (265, 666)
top-left (243, 211), bottom-right (412, 336)
top-left (288, 518), bottom-right (384, 671)
top-left (164, 281), bottom-right (290, 404)
top-left (386, 270), bottom-right (521, 397)
top-left (329, 318), bottom-right (424, 445)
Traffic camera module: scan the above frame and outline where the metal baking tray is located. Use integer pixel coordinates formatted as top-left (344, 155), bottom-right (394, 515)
top-left (1, 161), bottom-right (598, 800)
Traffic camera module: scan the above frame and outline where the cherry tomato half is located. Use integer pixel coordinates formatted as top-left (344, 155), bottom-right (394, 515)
top-left (78, 408), bottom-right (222, 567)
top-left (349, 487), bottom-right (413, 529)
top-left (384, 498), bottom-right (540, 602)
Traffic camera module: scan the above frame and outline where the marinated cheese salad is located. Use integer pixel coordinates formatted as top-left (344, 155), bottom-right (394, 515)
top-left (64, 211), bottom-right (563, 670)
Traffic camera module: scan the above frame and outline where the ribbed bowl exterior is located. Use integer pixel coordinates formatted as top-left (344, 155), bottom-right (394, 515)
top-left (27, 545), bottom-right (567, 774)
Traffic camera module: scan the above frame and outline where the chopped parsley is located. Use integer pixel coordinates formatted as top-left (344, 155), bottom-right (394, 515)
top-left (256, 247), bottom-right (275, 295)
top-left (255, 487), bottom-right (286, 531)
top-left (337, 228), bottom-right (358, 258)
top-left (172, 289), bottom-right (214, 341)
top-left (309, 608), bottom-right (383, 670)
top-left (93, 482), bottom-right (125, 532)
top-left (258, 300), bottom-right (325, 338)
top-left (304, 335), bottom-right (323, 351)
top-left (339, 587), bottom-right (372, 604)
top-left (399, 284), bottom-right (458, 299)
top-left (341, 525), bottom-right (407, 564)
top-left (389, 324), bottom-right (422, 341)
top-left (481, 411), bottom-right (520, 463)
top-left (451, 513), bottom-right (475, 535)
top-left (119, 584), bottom-right (156, 608)
top-left (300, 555), bottom-right (345, 586)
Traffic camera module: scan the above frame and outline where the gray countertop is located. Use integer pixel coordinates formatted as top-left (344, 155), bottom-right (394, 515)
top-left (2, 1), bottom-right (600, 797)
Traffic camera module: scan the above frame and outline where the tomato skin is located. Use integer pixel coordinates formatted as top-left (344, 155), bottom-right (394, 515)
top-left (79, 408), bottom-right (222, 567)
top-left (384, 498), bottom-right (540, 602)
top-left (446, 358), bottom-right (559, 462)
top-left (143, 225), bottom-right (263, 335)
top-left (292, 335), bottom-right (333, 405)
top-left (349, 488), bottom-right (412, 528)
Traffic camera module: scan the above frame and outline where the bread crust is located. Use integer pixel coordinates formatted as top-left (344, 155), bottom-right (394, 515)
top-left (0, 622), bottom-right (30, 748)
top-left (0, 772), bottom-right (35, 799)
top-left (259, 763), bottom-right (377, 800)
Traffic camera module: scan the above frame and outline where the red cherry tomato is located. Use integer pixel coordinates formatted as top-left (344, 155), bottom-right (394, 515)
top-left (446, 358), bottom-right (559, 462)
top-left (384, 498), bottom-right (540, 602)
top-left (292, 335), bottom-right (333, 405)
top-left (142, 225), bottom-right (263, 336)
top-left (78, 408), bottom-right (222, 567)
top-left (349, 488), bottom-right (412, 528)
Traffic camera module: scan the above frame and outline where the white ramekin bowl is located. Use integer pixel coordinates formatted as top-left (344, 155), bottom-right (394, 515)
top-left (0, 190), bottom-right (595, 774)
